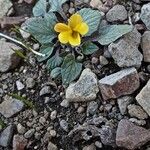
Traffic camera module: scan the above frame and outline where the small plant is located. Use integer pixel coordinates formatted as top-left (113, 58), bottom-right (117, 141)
top-left (24, 0), bottom-right (133, 85)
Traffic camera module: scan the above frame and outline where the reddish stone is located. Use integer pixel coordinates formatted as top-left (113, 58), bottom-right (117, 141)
top-left (99, 68), bottom-right (139, 100)
top-left (116, 119), bottom-right (150, 149)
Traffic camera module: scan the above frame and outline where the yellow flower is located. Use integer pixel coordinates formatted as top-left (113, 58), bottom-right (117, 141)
top-left (54, 14), bottom-right (89, 46)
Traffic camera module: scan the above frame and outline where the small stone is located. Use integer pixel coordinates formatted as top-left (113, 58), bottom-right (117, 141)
top-left (77, 106), bottom-right (85, 114)
top-left (39, 117), bottom-right (46, 125)
top-left (141, 31), bottom-right (150, 62)
top-left (48, 142), bottom-right (58, 150)
top-left (92, 57), bottom-right (99, 64)
top-left (90, 0), bottom-right (103, 10)
top-left (34, 132), bottom-right (41, 140)
top-left (136, 79), bottom-right (150, 116)
top-left (83, 143), bottom-right (96, 150)
top-left (99, 56), bottom-right (108, 66)
top-left (0, 40), bottom-right (21, 72)
top-left (99, 68), bottom-right (139, 100)
top-left (106, 5), bottom-right (127, 22)
top-left (60, 120), bottom-right (68, 132)
top-left (50, 130), bottom-right (57, 137)
top-left (33, 43), bottom-right (40, 50)
top-left (16, 80), bottom-right (25, 90)
top-left (40, 86), bottom-right (51, 96)
top-left (26, 77), bottom-right (35, 88)
top-left (0, 125), bottom-right (14, 147)
top-left (0, 98), bottom-right (24, 118)
top-left (116, 119), bottom-right (150, 149)
top-left (117, 96), bottom-right (133, 115)
top-left (19, 25), bottom-right (30, 39)
top-left (87, 101), bottom-right (98, 116)
top-left (17, 123), bottom-right (26, 134)
top-left (108, 28), bottom-right (143, 68)
top-left (60, 99), bottom-right (69, 108)
top-left (0, 0), bottom-right (13, 18)
top-left (128, 104), bottom-right (148, 120)
top-left (24, 129), bottom-right (35, 139)
top-left (66, 68), bottom-right (99, 102)
top-left (13, 134), bottom-right (27, 150)
top-left (95, 141), bottom-right (102, 148)
top-left (50, 110), bottom-right (57, 120)
top-left (24, 0), bottom-right (35, 4)
top-left (141, 3), bottom-right (150, 30)
top-left (129, 118), bottom-right (146, 126)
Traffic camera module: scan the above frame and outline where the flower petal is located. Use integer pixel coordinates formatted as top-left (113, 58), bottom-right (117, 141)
top-left (68, 14), bottom-right (83, 29)
top-left (58, 32), bottom-right (71, 44)
top-left (74, 22), bottom-right (89, 36)
top-left (69, 32), bottom-right (81, 46)
top-left (54, 23), bottom-right (71, 32)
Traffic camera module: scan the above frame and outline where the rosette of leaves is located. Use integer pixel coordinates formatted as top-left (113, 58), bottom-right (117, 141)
top-left (24, 0), bottom-right (133, 85)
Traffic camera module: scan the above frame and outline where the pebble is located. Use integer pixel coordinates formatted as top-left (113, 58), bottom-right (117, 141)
top-left (48, 142), bottom-right (58, 150)
top-left (17, 123), bottom-right (26, 134)
top-left (99, 56), bottom-right (108, 66)
top-left (26, 77), bottom-right (35, 88)
top-left (82, 143), bottom-right (96, 150)
top-left (99, 68), bottom-right (139, 100)
top-left (16, 80), bottom-right (25, 90)
top-left (19, 25), bottom-right (31, 39)
top-left (95, 141), bottom-right (102, 148)
top-left (24, 129), bottom-right (35, 139)
top-left (60, 99), bottom-right (69, 108)
top-left (117, 96), bottom-right (133, 115)
top-left (106, 5), bottom-right (127, 22)
top-left (87, 101), bottom-right (98, 116)
top-left (0, 98), bottom-right (24, 118)
top-left (136, 79), bottom-right (150, 116)
top-left (39, 117), bottom-right (46, 125)
top-left (0, 125), bottom-right (14, 147)
top-left (129, 118), bottom-right (146, 126)
top-left (40, 86), bottom-right (51, 96)
top-left (66, 68), bottom-right (99, 102)
top-left (128, 104), bottom-right (148, 119)
top-left (59, 120), bottom-right (69, 132)
top-left (50, 130), bottom-right (57, 137)
top-left (50, 110), bottom-right (57, 120)
top-left (77, 106), bottom-right (85, 114)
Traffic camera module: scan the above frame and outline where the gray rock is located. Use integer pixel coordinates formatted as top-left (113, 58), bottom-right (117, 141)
top-left (50, 110), bottom-right (57, 120)
top-left (141, 31), bottom-right (150, 62)
top-left (40, 86), bottom-right (51, 96)
top-left (136, 79), bottom-right (150, 116)
top-left (117, 96), bottom-right (133, 115)
top-left (108, 28), bottom-right (143, 68)
top-left (99, 68), bottom-right (139, 100)
top-left (141, 3), bottom-right (150, 30)
top-left (66, 68), bottom-right (99, 102)
top-left (128, 104), bottom-right (148, 119)
top-left (0, 40), bottom-right (21, 72)
top-left (87, 101), bottom-right (98, 116)
top-left (24, 129), bottom-right (35, 139)
top-left (106, 5), bottom-right (127, 22)
top-left (116, 119), bottom-right (150, 149)
top-left (26, 77), bottom-right (35, 88)
top-left (13, 134), bottom-right (27, 150)
top-left (0, 125), bottom-right (14, 147)
top-left (19, 25), bottom-right (31, 39)
top-left (60, 99), bottom-right (69, 108)
top-left (60, 120), bottom-right (69, 132)
top-left (129, 118), bottom-right (146, 126)
top-left (0, 98), bottom-right (24, 118)
top-left (0, 0), bottom-right (13, 18)
top-left (83, 143), bottom-right (96, 150)
top-left (99, 56), bottom-right (109, 66)
top-left (16, 80), bottom-right (25, 90)
top-left (48, 142), bottom-right (58, 150)
top-left (17, 123), bottom-right (26, 134)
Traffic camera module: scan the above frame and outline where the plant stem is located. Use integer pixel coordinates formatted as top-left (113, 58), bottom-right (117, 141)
top-left (0, 32), bottom-right (45, 57)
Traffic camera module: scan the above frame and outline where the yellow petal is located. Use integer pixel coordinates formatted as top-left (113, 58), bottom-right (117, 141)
top-left (54, 23), bottom-right (71, 33)
top-left (58, 32), bottom-right (71, 44)
top-left (69, 32), bottom-right (81, 46)
top-left (74, 22), bottom-right (89, 36)
top-left (68, 14), bottom-right (83, 29)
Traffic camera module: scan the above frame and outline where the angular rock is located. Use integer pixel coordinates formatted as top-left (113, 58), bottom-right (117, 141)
top-left (0, 0), bottom-right (13, 18)
top-left (99, 68), bottom-right (139, 100)
top-left (141, 31), bottom-right (150, 62)
top-left (0, 98), bottom-right (24, 118)
top-left (116, 119), bottom-right (150, 149)
top-left (117, 96), bottom-right (133, 115)
top-left (0, 125), bottom-right (14, 147)
top-left (13, 134), bottom-right (27, 150)
top-left (40, 86), bottom-right (51, 96)
top-left (128, 104), bottom-right (148, 120)
top-left (24, 0), bottom-right (35, 4)
top-left (83, 143), bottom-right (96, 150)
top-left (24, 129), bottom-right (35, 139)
top-left (87, 101), bottom-right (98, 116)
top-left (141, 3), bottom-right (150, 30)
top-left (66, 68), bottom-right (99, 102)
top-left (106, 5), bottom-right (127, 22)
top-left (0, 39), bottom-right (21, 72)
top-left (16, 80), bottom-right (25, 90)
top-left (48, 142), bottom-right (58, 150)
top-left (136, 79), bottom-right (150, 116)
top-left (108, 28), bottom-right (143, 68)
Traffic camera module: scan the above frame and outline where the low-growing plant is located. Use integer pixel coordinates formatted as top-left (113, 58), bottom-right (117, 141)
top-left (23, 0), bottom-right (133, 85)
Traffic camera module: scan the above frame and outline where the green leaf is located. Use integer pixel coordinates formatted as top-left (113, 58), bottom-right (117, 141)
top-left (49, 0), bottom-right (67, 12)
top-left (50, 67), bottom-right (61, 78)
top-left (82, 42), bottom-right (99, 55)
top-left (78, 8), bottom-right (102, 36)
top-left (37, 43), bottom-right (54, 62)
top-left (12, 49), bottom-right (27, 59)
top-left (98, 24), bottom-right (133, 45)
top-left (24, 13), bottom-right (57, 44)
top-left (47, 53), bottom-right (63, 70)
top-left (61, 54), bottom-right (82, 85)
top-left (33, 0), bottom-right (47, 17)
